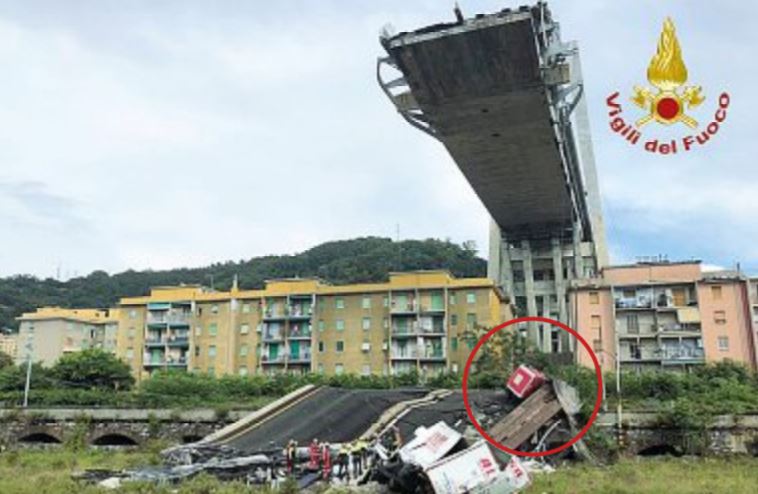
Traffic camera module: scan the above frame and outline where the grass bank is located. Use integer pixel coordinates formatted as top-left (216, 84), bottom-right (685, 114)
top-left (525, 456), bottom-right (758, 494)
top-left (1, 447), bottom-right (757, 493)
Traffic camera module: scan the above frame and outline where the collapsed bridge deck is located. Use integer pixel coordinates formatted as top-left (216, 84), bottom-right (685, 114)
top-left (379, 4), bottom-right (595, 242)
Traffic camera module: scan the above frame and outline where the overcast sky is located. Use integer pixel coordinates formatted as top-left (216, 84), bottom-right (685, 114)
top-left (0, 0), bottom-right (755, 279)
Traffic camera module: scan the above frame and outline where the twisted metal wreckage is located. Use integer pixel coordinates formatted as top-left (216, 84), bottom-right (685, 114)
top-left (76, 367), bottom-right (590, 493)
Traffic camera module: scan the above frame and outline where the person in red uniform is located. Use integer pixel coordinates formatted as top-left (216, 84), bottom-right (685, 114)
top-left (321, 441), bottom-right (332, 480)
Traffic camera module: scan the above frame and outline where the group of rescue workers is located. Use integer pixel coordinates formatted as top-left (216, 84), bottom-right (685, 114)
top-left (282, 425), bottom-right (403, 482)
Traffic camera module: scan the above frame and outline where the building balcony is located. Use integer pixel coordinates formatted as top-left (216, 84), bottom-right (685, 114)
top-left (619, 355), bottom-right (661, 363)
top-left (661, 347), bottom-right (705, 362)
top-left (618, 332), bottom-right (658, 339)
top-left (614, 298), bottom-right (654, 310)
top-left (288, 353), bottom-right (312, 364)
top-left (288, 331), bottom-right (312, 340)
top-left (261, 355), bottom-right (286, 364)
top-left (419, 351), bottom-right (446, 361)
top-left (166, 356), bottom-right (188, 366)
top-left (167, 337), bottom-right (190, 347)
top-left (392, 327), bottom-right (418, 337)
top-left (262, 333), bottom-right (284, 342)
top-left (390, 302), bottom-right (418, 315)
top-left (287, 305), bottom-right (313, 320)
top-left (262, 310), bottom-right (287, 321)
top-left (419, 305), bottom-right (445, 314)
top-left (143, 359), bottom-right (166, 367)
top-left (144, 339), bottom-right (166, 348)
top-left (390, 349), bottom-right (418, 360)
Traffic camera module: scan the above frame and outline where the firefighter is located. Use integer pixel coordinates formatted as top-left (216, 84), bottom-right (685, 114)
top-left (321, 441), bottom-right (332, 480)
top-left (308, 438), bottom-right (320, 470)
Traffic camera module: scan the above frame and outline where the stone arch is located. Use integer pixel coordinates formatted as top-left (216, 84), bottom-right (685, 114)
top-left (636, 443), bottom-right (681, 457)
top-left (18, 431), bottom-right (62, 445)
top-left (91, 433), bottom-right (140, 447)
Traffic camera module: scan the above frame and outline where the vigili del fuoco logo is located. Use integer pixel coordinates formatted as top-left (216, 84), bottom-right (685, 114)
top-left (606, 18), bottom-right (730, 155)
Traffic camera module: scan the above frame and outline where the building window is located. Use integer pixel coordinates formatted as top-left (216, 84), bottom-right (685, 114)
top-left (239, 366), bottom-right (248, 376)
top-left (383, 318), bottom-right (389, 329)
top-left (336, 297), bottom-right (345, 309)
top-left (451, 314), bottom-right (458, 326)
top-left (717, 336), bottom-right (729, 351)
top-left (318, 341), bottom-right (325, 353)
top-left (211, 304), bottom-right (219, 314)
top-left (208, 345), bottom-right (217, 358)
top-left (336, 341), bottom-right (344, 352)
top-left (336, 319), bottom-right (345, 331)
top-left (318, 363), bottom-right (325, 374)
top-left (591, 315), bottom-right (601, 330)
top-left (318, 320), bottom-right (325, 332)
top-left (209, 323), bottom-right (218, 336)
top-left (626, 314), bottom-right (639, 333)
top-left (240, 344), bottom-right (248, 357)
top-left (125, 348), bottom-right (134, 360)
top-left (450, 293), bottom-right (457, 305)
top-left (451, 338), bottom-right (458, 351)
top-left (711, 285), bottom-right (723, 300)
top-left (242, 303), bottom-right (251, 314)
top-left (207, 367), bottom-right (215, 376)
top-left (466, 313), bottom-right (477, 328)
top-left (589, 291), bottom-right (599, 305)
top-left (466, 292), bottom-right (476, 304)
top-left (362, 296), bottom-right (371, 309)
top-left (383, 296), bottom-right (389, 308)
top-left (593, 339), bottom-right (603, 352)
top-left (362, 364), bottom-right (371, 376)
top-left (195, 345), bottom-right (200, 357)
top-left (195, 326), bottom-right (202, 336)
top-left (128, 309), bottom-right (137, 319)
top-left (714, 310), bottom-right (727, 324)
top-left (240, 324), bottom-right (250, 335)
top-left (335, 363), bottom-right (344, 375)
top-left (127, 327), bottom-right (135, 339)
top-left (362, 318), bottom-right (371, 330)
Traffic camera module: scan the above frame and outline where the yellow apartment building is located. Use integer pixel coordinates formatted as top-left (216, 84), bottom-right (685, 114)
top-left (570, 261), bottom-right (758, 372)
top-left (15, 307), bottom-right (119, 366)
top-left (116, 271), bottom-right (510, 381)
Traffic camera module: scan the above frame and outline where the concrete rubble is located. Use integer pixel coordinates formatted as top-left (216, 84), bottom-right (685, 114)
top-left (76, 367), bottom-right (584, 493)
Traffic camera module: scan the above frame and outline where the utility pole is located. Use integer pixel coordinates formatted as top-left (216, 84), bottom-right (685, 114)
top-left (23, 327), bottom-right (34, 408)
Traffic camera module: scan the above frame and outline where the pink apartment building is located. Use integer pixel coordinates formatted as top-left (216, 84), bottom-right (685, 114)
top-left (570, 261), bottom-right (758, 372)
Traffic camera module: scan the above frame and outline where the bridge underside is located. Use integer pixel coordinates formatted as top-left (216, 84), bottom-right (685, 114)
top-left (381, 9), bottom-right (585, 241)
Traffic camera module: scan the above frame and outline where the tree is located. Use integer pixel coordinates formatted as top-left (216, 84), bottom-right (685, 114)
top-left (0, 351), bottom-right (13, 370)
top-left (52, 349), bottom-right (134, 391)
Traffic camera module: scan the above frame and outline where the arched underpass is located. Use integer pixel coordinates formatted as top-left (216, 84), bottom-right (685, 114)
top-left (18, 432), bottom-right (61, 445)
top-left (91, 433), bottom-right (139, 447)
top-left (636, 444), bottom-right (683, 457)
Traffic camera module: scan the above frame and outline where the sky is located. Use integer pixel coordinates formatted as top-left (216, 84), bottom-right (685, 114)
top-left (0, 0), bottom-right (755, 279)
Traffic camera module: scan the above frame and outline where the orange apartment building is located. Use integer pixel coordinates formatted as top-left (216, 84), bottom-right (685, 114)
top-left (570, 261), bottom-right (758, 372)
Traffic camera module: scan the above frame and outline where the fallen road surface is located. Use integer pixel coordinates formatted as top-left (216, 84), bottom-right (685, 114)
top-left (225, 387), bottom-right (429, 453)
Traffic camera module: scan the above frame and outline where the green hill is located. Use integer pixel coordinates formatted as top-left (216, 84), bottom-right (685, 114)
top-left (0, 237), bottom-right (485, 329)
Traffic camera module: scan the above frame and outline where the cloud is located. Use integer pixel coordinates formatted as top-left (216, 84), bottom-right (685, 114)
top-left (0, 0), bottom-right (756, 278)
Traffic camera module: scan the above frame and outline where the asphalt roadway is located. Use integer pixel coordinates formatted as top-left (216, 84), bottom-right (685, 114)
top-left (227, 387), bottom-right (428, 453)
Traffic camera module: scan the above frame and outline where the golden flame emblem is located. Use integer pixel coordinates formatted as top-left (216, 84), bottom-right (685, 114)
top-left (632, 18), bottom-right (704, 128)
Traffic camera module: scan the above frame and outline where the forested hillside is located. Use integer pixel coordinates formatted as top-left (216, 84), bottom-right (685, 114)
top-left (0, 237), bottom-right (486, 329)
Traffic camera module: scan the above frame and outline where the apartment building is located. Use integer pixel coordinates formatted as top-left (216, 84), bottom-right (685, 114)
top-left (570, 261), bottom-right (758, 372)
top-left (0, 331), bottom-right (18, 360)
top-left (15, 307), bottom-right (119, 366)
top-left (116, 271), bottom-right (510, 381)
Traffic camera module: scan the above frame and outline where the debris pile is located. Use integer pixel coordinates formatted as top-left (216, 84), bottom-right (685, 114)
top-left (77, 366), bottom-right (584, 493)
